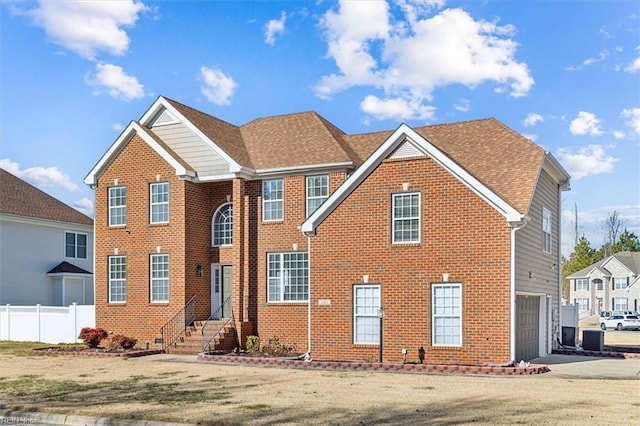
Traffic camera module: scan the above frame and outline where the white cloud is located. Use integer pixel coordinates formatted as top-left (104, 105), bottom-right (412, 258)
top-left (622, 108), bottom-right (640, 134)
top-left (556, 145), bottom-right (617, 180)
top-left (523, 113), bottom-right (543, 127)
top-left (73, 197), bottom-right (95, 217)
top-left (112, 123), bottom-right (126, 132)
top-left (613, 130), bottom-right (626, 139)
top-left (25, 0), bottom-right (147, 60)
top-left (315, 2), bottom-right (533, 121)
top-left (86, 63), bottom-right (145, 101)
top-left (582, 49), bottom-right (609, 66)
top-left (0, 159), bottom-right (79, 191)
top-left (265, 11), bottom-right (286, 45)
top-left (361, 95), bottom-right (436, 121)
top-left (199, 66), bottom-right (238, 105)
top-left (569, 111), bottom-right (603, 136)
top-left (624, 46), bottom-right (640, 73)
top-left (522, 133), bottom-right (538, 142)
top-left (454, 98), bottom-right (470, 112)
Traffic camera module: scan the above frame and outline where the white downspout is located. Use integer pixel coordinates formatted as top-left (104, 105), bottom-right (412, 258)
top-left (307, 234), bottom-right (312, 354)
top-left (509, 218), bottom-right (528, 363)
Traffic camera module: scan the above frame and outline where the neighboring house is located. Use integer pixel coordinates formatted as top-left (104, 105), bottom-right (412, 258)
top-left (84, 96), bottom-right (570, 364)
top-left (567, 251), bottom-right (640, 316)
top-left (0, 169), bottom-right (94, 306)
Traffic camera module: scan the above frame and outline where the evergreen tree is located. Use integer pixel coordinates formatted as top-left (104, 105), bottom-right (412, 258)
top-left (561, 236), bottom-right (601, 300)
top-left (612, 228), bottom-right (640, 253)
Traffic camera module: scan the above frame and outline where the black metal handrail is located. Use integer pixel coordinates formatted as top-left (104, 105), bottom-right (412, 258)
top-left (160, 295), bottom-right (196, 352)
top-left (201, 295), bottom-right (233, 353)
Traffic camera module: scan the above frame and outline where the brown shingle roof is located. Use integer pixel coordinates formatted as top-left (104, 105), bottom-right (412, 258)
top-left (0, 168), bottom-right (93, 225)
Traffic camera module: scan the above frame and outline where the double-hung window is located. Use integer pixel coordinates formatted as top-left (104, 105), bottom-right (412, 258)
top-left (613, 277), bottom-right (627, 290)
top-left (263, 179), bottom-right (283, 221)
top-left (267, 252), bottom-right (308, 302)
top-left (150, 254), bottom-right (169, 303)
top-left (65, 232), bottom-right (87, 259)
top-left (432, 283), bottom-right (462, 346)
top-left (613, 297), bottom-right (627, 311)
top-left (575, 298), bottom-right (589, 312)
top-left (150, 182), bottom-right (169, 224)
top-left (542, 207), bottom-right (552, 253)
top-left (109, 186), bottom-right (126, 226)
top-left (306, 175), bottom-right (328, 216)
top-left (213, 203), bottom-right (233, 246)
top-left (109, 256), bottom-right (127, 303)
top-left (392, 192), bottom-right (420, 243)
top-left (575, 278), bottom-right (589, 291)
top-left (353, 285), bottom-right (381, 344)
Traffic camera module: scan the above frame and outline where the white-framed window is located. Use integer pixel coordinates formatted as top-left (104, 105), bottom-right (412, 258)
top-left (65, 232), bottom-right (87, 259)
top-left (575, 278), bottom-right (589, 291)
top-left (150, 254), bottom-right (169, 303)
top-left (575, 298), bottom-right (589, 312)
top-left (212, 203), bottom-right (233, 246)
top-left (263, 179), bottom-right (283, 221)
top-left (542, 207), bottom-right (552, 253)
top-left (392, 192), bottom-right (420, 243)
top-left (432, 283), bottom-right (462, 347)
top-left (613, 297), bottom-right (628, 311)
top-left (595, 279), bottom-right (604, 291)
top-left (108, 255), bottom-right (126, 303)
top-left (109, 186), bottom-right (126, 226)
top-left (267, 252), bottom-right (308, 302)
top-left (353, 284), bottom-right (381, 345)
top-left (613, 277), bottom-right (627, 290)
top-left (306, 175), bottom-right (328, 216)
top-left (150, 182), bottom-right (169, 224)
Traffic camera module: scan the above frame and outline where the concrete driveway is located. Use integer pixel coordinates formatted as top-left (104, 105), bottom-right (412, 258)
top-left (532, 354), bottom-right (640, 379)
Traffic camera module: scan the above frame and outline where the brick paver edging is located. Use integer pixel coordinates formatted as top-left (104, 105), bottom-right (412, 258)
top-left (197, 354), bottom-right (549, 375)
top-left (553, 348), bottom-right (640, 359)
top-left (30, 347), bottom-right (163, 358)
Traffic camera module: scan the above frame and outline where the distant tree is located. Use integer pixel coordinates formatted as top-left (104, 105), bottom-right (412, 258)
top-left (562, 236), bottom-right (601, 300)
top-left (612, 228), bottom-right (640, 253)
top-left (601, 210), bottom-right (623, 257)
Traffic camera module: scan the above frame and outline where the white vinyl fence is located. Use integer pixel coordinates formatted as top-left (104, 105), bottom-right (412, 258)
top-left (0, 304), bottom-right (95, 343)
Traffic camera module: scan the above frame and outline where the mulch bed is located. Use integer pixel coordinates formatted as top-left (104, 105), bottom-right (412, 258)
top-left (31, 346), bottom-right (162, 358)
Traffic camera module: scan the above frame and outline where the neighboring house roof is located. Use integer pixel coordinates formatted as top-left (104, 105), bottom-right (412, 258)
top-left (47, 261), bottom-right (93, 275)
top-left (567, 251), bottom-right (640, 278)
top-left (0, 168), bottom-right (93, 225)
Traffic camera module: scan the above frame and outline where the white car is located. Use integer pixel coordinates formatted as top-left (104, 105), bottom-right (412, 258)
top-left (600, 314), bottom-right (640, 331)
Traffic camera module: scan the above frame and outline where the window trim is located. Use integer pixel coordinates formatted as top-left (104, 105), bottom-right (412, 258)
top-left (575, 278), bottom-right (589, 291)
top-left (267, 251), bottom-right (309, 303)
top-left (392, 192), bottom-right (421, 244)
top-left (613, 297), bottom-right (628, 311)
top-left (108, 186), bottom-right (127, 227)
top-left (150, 254), bottom-right (169, 303)
top-left (542, 207), bottom-right (552, 253)
top-left (263, 179), bottom-right (284, 222)
top-left (353, 284), bottom-right (381, 345)
top-left (431, 283), bottom-right (462, 347)
top-left (212, 202), bottom-right (233, 247)
top-left (150, 182), bottom-right (169, 224)
top-left (306, 175), bottom-right (329, 217)
top-left (575, 298), bottom-right (589, 312)
top-left (65, 231), bottom-right (87, 259)
top-left (108, 255), bottom-right (127, 304)
top-left (613, 277), bottom-right (627, 290)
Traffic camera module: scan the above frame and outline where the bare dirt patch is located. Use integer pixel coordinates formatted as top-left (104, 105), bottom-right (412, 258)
top-left (1, 343), bottom-right (639, 425)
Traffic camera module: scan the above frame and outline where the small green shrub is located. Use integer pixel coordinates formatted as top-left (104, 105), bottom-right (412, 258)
top-left (246, 335), bottom-right (260, 352)
top-left (78, 327), bottom-right (108, 348)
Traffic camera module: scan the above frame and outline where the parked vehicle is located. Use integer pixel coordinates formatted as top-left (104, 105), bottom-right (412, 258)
top-left (600, 314), bottom-right (640, 331)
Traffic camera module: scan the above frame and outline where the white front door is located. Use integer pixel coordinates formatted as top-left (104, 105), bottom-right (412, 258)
top-left (211, 264), bottom-right (221, 319)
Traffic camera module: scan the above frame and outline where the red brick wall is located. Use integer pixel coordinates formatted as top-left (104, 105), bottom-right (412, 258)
top-left (308, 158), bottom-right (512, 365)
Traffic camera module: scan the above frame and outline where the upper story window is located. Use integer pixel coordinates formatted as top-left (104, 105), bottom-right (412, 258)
top-left (213, 203), bottom-right (233, 247)
top-left (542, 207), bottom-right (552, 253)
top-left (613, 277), bottom-right (628, 290)
top-left (150, 182), bottom-right (169, 224)
top-left (263, 179), bottom-right (283, 221)
top-left (595, 279), bottom-right (604, 291)
top-left (108, 255), bottom-right (127, 303)
top-left (392, 192), bottom-right (420, 244)
top-left (306, 175), bottom-right (328, 216)
top-left (65, 232), bottom-right (87, 259)
top-left (150, 254), bottom-right (169, 303)
top-left (432, 283), bottom-right (462, 347)
top-left (109, 186), bottom-right (126, 226)
top-left (267, 252), bottom-right (308, 302)
top-left (575, 278), bottom-right (589, 291)
top-left (353, 284), bottom-right (381, 345)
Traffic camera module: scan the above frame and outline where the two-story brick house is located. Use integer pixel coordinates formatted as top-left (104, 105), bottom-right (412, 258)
top-left (85, 96), bottom-right (569, 364)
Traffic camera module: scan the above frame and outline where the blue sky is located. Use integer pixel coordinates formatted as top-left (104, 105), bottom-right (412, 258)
top-left (1, 0), bottom-right (639, 257)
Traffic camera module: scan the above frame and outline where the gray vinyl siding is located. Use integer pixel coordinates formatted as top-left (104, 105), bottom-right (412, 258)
top-left (0, 217), bottom-right (93, 306)
top-left (514, 169), bottom-right (561, 304)
top-left (151, 122), bottom-right (230, 176)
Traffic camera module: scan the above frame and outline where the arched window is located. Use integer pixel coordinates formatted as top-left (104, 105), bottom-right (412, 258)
top-left (212, 203), bottom-right (233, 246)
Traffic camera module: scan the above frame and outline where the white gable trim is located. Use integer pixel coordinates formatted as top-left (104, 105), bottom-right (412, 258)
top-left (601, 256), bottom-right (634, 275)
top-left (84, 121), bottom-right (195, 186)
top-left (140, 97), bottom-right (243, 173)
top-left (301, 123), bottom-right (523, 234)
